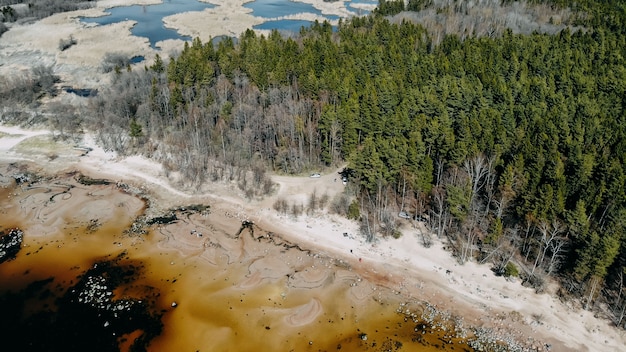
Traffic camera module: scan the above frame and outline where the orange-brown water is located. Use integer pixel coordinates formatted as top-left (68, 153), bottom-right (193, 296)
top-left (0, 169), bottom-right (474, 352)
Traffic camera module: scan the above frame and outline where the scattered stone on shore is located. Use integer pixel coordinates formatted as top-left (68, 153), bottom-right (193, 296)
top-left (0, 228), bottom-right (23, 264)
top-left (13, 173), bottom-right (30, 184)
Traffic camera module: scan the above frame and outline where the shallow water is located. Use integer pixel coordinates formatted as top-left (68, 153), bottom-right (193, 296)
top-left (254, 19), bottom-right (313, 33)
top-left (81, 0), bottom-right (215, 48)
top-left (81, 0), bottom-right (365, 46)
top-left (244, 0), bottom-right (323, 18)
top-left (0, 169), bottom-right (474, 351)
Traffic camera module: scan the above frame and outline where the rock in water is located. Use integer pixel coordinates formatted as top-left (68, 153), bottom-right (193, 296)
top-left (0, 228), bottom-right (23, 264)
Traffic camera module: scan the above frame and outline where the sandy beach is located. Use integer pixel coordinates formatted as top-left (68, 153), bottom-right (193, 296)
top-left (1, 1), bottom-right (625, 350)
top-left (0, 126), bottom-right (470, 351)
top-left (1, 120), bottom-right (625, 351)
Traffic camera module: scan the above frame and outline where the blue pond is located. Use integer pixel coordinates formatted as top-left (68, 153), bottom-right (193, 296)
top-left (244, 0), bottom-right (321, 18)
top-left (81, 0), bottom-right (371, 47)
top-left (349, 0), bottom-right (378, 6)
top-left (81, 0), bottom-right (215, 48)
top-left (254, 19), bottom-right (313, 34)
top-left (244, 0), bottom-right (342, 23)
top-left (130, 55), bottom-right (145, 64)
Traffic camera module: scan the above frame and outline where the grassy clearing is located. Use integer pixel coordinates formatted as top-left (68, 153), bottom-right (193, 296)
top-left (11, 135), bottom-right (77, 157)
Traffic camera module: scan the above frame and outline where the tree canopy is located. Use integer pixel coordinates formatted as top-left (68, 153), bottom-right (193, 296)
top-left (88, 0), bottom-right (626, 316)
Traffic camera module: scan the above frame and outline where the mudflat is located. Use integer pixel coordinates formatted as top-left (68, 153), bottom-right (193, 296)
top-left (0, 160), bottom-right (472, 351)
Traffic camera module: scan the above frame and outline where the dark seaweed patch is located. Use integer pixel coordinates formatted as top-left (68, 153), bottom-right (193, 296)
top-left (76, 174), bottom-right (112, 186)
top-left (147, 213), bottom-right (178, 225)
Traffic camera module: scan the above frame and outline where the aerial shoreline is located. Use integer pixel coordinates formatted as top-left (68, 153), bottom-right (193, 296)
top-left (1, 1), bottom-right (625, 350)
top-left (0, 124), bottom-right (624, 351)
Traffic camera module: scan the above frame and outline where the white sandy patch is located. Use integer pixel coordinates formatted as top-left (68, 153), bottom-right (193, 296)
top-left (0, 125), bottom-right (49, 152)
top-left (297, 0), bottom-right (360, 17)
top-left (344, 1), bottom-right (378, 13)
top-left (162, 1), bottom-right (263, 40)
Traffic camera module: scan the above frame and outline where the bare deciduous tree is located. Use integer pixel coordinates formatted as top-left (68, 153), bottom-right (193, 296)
top-left (463, 153), bottom-right (493, 211)
top-left (531, 218), bottom-right (567, 275)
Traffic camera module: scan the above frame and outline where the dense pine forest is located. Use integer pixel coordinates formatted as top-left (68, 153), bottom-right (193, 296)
top-left (2, 0), bottom-right (626, 328)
